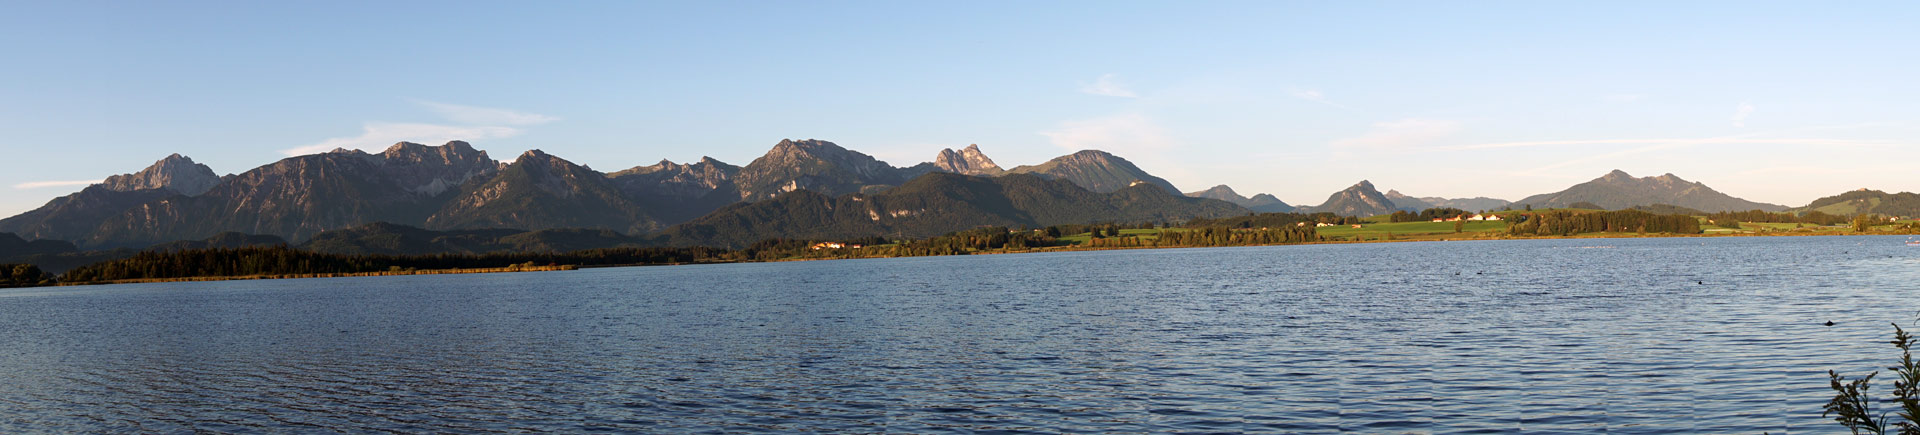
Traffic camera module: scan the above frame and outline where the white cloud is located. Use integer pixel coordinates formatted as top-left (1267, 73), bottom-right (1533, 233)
top-left (13, 180), bottom-right (100, 190)
top-left (1330, 118), bottom-right (1463, 149)
top-left (412, 100), bottom-right (559, 126)
top-left (1732, 102), bottom-right (1755, 127)
top-left (283, 122), bottom-right (522, 156)
top-left (1040, 113), bottom-right (1175, 154)
top-left (1079, 74), bottom-right (1137, 98)
top-left (283, 101), bottom-right (559, 156)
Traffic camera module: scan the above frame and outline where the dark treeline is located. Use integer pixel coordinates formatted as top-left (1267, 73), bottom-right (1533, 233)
top-left (1506, 210), bottom-right (1701, 236)
top-left (1, 264), bottom-right (53, 288)
top-left (1705, 209), bottom-right (1848, 226)
top-left (58, 245), bottom-right (734, 283)
top-left (1187, 212), bottom-right (1361, 229)
top-left (1388, 207), bottom-right (1471, 222)
top-left (1150, 226), bottom-right (1318, 247)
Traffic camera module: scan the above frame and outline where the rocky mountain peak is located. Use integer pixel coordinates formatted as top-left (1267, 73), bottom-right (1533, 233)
top-left (99, 153), bottom-right (222, 196)
top-left (377, 141), bottom-right (500, 196)
top-left (932, 144), bottom-right (1004, 176)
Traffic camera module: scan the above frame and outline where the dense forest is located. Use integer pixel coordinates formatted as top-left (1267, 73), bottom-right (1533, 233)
top-left (1, 264), bottom-right (53, 288)
top-left (57, 245), bottom-right (734, 283)
top-left (1506, 210), bottom-right (1701, 236)
top-left (1150, 226), bottom-right (1318, 247)
top-left (1705, 209), bottom-right (1849, 226)
top-left (1388, 207), bottom-right (1470, 222)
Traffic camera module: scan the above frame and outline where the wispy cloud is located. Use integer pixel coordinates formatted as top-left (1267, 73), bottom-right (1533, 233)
top-left (283, 123), bottom-right (523, 156)
top-left (1079, 74), bottom-right (1137, 98)
top-left (412, 100), bottom-right (560, 126)
top-left (1331, 118), bottom-right (1463, 149)
top-left (284, 101), bottom-right (558, 156)
top-left (1040, 113), bottom-right (1174, 154)
top-left (13, 180), bottom-right (100, 190)
top-left (1732, 102), bottom-right (1755, 127)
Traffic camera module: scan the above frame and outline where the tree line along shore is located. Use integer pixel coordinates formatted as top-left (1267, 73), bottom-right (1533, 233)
top-left (3, 207), bottom-right (1915, 289)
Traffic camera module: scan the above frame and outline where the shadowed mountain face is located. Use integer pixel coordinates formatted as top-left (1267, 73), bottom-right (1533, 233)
top-left (663, 172), bottom-right (1243, 248)
top-left (734, 139), bottom-right (922, 201)
top-left (0, 153), bottom-right (225, 243)
top-left (609, 156), bottom-right (743, 225)
top-left (14, 142), bottom-right (502, 248)
top-left (1516, 170), bottom-right (1785, 213)
top-left (1007, 150), bottom-right (1181, 195)
top-left (1186, 185), bottom-right (1293, 213)
top-left (1302, 181), bottom-right (1398, 217)
top-left (428, 150), bottom-right (661, 234)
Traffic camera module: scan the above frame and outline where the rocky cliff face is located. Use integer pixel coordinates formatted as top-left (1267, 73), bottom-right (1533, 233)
top-left (99, 154), bottom-right (222, 195)
top-left (1006, 150), bottom-right (1181, 195)
top-left (1303, 180), bottom-right (1398, 217)
top-left (931, 144), bottom-right (1004, 176)
top-left (378, 141), bottom-right (503, 196)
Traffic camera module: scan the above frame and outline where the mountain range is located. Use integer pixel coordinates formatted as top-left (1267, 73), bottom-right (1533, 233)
top-left (3, 138), bottom-right (1901, 255)
top-left (0, 140), bottom-right (1227, 250)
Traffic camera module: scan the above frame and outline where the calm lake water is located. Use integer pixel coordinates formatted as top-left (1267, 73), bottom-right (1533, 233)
top-left (2, 236), bottom-right (1917, 433)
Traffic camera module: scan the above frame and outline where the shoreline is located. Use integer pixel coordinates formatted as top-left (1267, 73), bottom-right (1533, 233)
top-left (35, 229), bottom-right (1911, 288)
top-left (56, 264), bottom-right (579, 286)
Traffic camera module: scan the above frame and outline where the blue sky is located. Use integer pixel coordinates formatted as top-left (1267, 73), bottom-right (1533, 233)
top-left (3, 1), bottom-right (1918, 217)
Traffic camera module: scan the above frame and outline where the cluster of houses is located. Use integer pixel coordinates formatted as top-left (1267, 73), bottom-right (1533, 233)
top-left (809, 242), bottom-right (864, 250)
top-left (1432, 213), bottom-right (1504, 223)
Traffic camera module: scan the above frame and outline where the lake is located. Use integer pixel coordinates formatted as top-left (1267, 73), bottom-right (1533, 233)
top-left (2, 236), bottom-right (1915, 433)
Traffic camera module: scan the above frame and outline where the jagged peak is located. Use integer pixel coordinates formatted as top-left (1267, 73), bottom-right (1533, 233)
top-left (1351, 180), bottom-right (1376, 190)
top-left (517, 149), bottom-right (552, 161)
top-left (963, 144), bottom-right (983, 153)
top-left (771, 138), bottom-right (842, 153)
top-left (382, 141), bottom-right (426, 153)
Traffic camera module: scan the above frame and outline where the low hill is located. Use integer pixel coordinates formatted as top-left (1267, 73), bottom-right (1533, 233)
top-left (146, 232), bottom-right (288, 252)
top-left (1516, 170), bottom-right (1785, 213)
top-left (298, 222), bottom-right (653, 256)
top-left (1798, 189), bottom-right (1920, 217)
top-left (1186, 185), bottom-right (1294, 213)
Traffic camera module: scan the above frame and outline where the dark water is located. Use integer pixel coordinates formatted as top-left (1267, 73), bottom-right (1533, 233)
top-left (2, 236), bottom-right (1917, 433)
